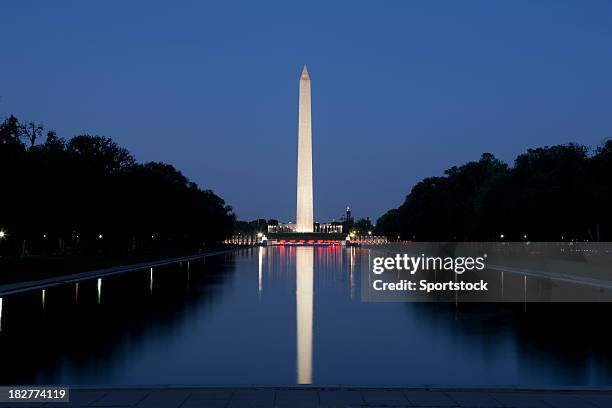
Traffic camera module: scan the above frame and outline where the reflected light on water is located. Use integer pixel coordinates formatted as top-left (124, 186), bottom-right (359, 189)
top-left (0, 297), bottom-right (3, 332)
top-left (97, 278), bottom-right (102, 305)
top-left (296, 247), bottom-right (313, 384)
top-left (349, 248), bottom-right (357, 299)
top-left (75, 282), bottom-right (79, 303)
top-left (150, 267), bottom-right (154, 294)
top-left (258, 247), bottom-right (264, 293)
top-left (2, 247), bottom-right (612, 386)
top-left (524, 275), bottom-right (527, 310)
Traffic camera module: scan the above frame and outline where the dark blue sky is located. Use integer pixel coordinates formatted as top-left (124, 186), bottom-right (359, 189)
top-left (2, 1), bottom-right (611, 222)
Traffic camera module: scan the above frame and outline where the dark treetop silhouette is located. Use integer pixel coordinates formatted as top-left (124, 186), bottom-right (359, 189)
top-left (0, 115), bottom-right (235, 260)
top-left (376, 141), bottom-right (612, 242)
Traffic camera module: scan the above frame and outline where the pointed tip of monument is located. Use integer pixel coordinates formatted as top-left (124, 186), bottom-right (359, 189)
top-left (301, 65), bottom-right (309, 80)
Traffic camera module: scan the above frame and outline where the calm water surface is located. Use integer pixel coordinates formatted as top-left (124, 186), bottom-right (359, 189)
top-left (1, 246), bottom-right (612, 386)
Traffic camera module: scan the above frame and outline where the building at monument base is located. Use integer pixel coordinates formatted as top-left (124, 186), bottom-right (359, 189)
top-left (268, 223), bottom-right (343, 234)
top-left (263, 233), bottom-right (349, 247)
top-left (223, 231), bottom-right (387, 246)
top-left (265, 223), bottom-right (346, 246)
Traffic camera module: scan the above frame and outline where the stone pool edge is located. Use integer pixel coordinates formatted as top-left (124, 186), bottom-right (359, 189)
top-left (0, 247), bottom-right (245, 297)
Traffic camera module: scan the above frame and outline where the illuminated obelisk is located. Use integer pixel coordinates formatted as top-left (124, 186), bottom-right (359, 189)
top-left (296, 65), bottom-right (314, 232)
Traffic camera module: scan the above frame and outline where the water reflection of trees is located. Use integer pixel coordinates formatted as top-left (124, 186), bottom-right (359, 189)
top-left (410, 302), bottom-right (612, 384)
top-left (0, 254), bottom-right (236, 384)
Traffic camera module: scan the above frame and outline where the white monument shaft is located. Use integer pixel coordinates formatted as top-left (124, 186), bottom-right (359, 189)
top-left (296, 65), bottom-right (314, 232)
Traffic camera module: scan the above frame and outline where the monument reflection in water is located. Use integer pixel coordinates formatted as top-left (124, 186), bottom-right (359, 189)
top-left (3, 246), bottom-right (612, 386)
top-left (295, 247), bottom-right (313, 384)
top-left (259, 246), bottom-right (314, 384)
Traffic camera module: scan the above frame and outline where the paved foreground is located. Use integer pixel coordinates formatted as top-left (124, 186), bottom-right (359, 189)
top-left (6, 387), bottom-right (612, 408)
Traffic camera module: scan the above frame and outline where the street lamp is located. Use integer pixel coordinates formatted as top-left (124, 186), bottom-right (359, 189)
top-left (0, 230), bottom-right (6, 239)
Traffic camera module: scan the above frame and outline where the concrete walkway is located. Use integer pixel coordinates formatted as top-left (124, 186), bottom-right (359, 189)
top-left (0, 248), bottom-right (240, 297)
top-left (9, 387), bottom-right (612, 408)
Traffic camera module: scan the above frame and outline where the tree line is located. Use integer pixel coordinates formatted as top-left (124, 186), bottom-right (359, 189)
top-left (0, 115), bottom-right (235, 257)
top-left (375, 141), bottom-right (612, 242)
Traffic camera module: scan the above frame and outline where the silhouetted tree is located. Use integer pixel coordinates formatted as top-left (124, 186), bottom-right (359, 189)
top-left (0, 115), bottom-right (235, 258)
top-left (19, 121), bottom-right (43, 148)
top-left (377, 143), bottom-right (611, 241)
top-left (375, 209), bottom-right (400, 238)
top-left (43, 131), bottom-right (65, 151)
top-left (0, 115), bottom-right (23, 147)
top-left (68, 135), bottom-right (135, 174)
top-left (350, 218), bottom-right (373, 235)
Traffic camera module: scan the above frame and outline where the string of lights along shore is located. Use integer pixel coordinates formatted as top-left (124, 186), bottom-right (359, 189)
top-left (296, 65), bottom-right (314, 233)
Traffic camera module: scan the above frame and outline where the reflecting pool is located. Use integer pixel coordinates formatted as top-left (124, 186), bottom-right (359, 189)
top-left (1, 246), bottom-right (612, 386)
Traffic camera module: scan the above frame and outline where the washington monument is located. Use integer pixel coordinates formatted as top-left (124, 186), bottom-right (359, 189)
top-left (296, 65), bottom-right (314, 232)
